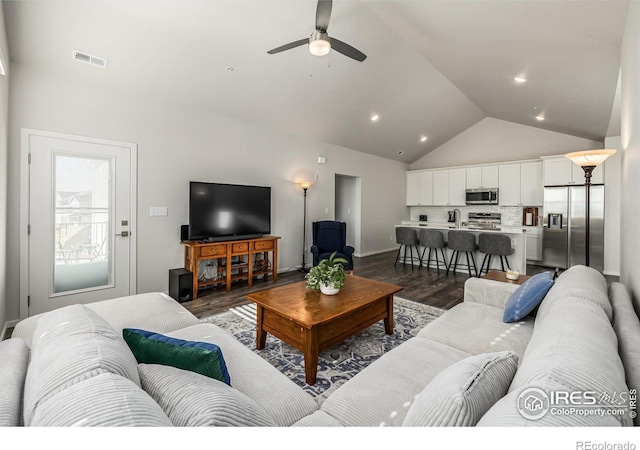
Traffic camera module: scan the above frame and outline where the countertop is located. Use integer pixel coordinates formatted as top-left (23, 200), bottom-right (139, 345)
top-left (398, 221), bottom-right (533, 235)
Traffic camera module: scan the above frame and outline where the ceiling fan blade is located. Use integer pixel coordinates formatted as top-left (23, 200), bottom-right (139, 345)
top-left (267, 38), bottom-right (308, 55)
top-left (330, 38), bottom-right (367, 62)
top-left (315, 0), bottom-right (333, 32)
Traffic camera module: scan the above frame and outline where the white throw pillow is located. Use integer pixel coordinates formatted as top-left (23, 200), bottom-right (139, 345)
top-left (138, 364), bottom-right (276, 427)
top-left (403, 351), bottom-right (518, 427)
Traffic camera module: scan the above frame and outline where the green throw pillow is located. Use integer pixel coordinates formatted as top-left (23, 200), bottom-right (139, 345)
top-left (122, 328), bottom-right (231, 386)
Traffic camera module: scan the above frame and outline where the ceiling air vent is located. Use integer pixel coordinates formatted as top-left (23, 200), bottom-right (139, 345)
top-left (72, 50), bottom-right (108, 69)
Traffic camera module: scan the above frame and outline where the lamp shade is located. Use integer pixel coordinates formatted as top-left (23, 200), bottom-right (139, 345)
top-left (309, 31), bottom-right (331, 57)
top-left (298, 181), bottom-right (313, 190)
top-left (564, 149), bottom-right (616, 167)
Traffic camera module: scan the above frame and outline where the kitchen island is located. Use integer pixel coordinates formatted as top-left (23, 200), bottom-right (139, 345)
top-left (395, 222), bottom-right (528, 275)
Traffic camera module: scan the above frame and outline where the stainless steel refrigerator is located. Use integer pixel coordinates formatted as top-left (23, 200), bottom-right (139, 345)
top-left (542, 185), bottom-right (605, 271)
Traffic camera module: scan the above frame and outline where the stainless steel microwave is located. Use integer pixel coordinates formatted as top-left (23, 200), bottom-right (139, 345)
top-left (465, 188), bottom-right (499, 205)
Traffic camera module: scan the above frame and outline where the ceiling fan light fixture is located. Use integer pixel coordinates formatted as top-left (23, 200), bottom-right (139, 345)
top-left (309, 30), bottom-right (331, 57)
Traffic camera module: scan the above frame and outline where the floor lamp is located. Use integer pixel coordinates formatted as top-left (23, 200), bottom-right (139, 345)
top-left (564, 149), bottom-right (616, 267)
top-left (297, 181), bottom-right (313, 272)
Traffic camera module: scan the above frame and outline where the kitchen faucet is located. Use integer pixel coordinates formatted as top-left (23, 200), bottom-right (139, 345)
top-left (453, 209), bottom-right (461, 228)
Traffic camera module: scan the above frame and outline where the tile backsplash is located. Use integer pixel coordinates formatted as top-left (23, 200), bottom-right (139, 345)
top-left (409, 205), bottom-right (542, 226)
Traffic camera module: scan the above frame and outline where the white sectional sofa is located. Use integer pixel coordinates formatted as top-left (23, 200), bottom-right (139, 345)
top-left (3, 265), bottom-right (638, 427)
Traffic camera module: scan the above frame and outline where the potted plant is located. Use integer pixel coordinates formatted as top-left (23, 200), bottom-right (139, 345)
top-left (304, 251), bottom-right (349, 295)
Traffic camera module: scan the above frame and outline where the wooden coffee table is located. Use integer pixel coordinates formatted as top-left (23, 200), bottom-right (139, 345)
top-left (245, 275), bottom-right (403, 385)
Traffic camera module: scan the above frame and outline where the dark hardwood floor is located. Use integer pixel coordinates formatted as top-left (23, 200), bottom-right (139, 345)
top-left (182, 250), bottom-right (561, 319)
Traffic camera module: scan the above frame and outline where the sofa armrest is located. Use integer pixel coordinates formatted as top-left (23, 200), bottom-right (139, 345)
top-left (463, 278), bottom-right (519, 309)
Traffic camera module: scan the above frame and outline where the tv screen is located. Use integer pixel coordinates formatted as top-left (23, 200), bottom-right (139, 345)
top-left (189, 182), bottom-right (271, 241)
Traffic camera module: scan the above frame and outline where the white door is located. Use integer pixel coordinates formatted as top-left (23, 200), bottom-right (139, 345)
top-left (21, 130), bottom-right (137, 316)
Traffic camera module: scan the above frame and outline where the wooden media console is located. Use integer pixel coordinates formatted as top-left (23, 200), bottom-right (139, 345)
top-left (181, 236), bottom-right (280, 299)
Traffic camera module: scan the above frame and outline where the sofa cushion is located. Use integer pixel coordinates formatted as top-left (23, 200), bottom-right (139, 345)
top-left (0, 338), bottom-right (30, 426)
top-left (536, 265), bottom-right (612, 322)
top-left (166, 323), bottom-right (318, 426)
top-left (478, 381), bottom-right (625, 427)
top-left (416, 302), bottom-right (534, 359)
top-left (23, 304), bottom-right (140, 426)
top-left (31, 373), bottom-right (172, 427)
top-left (138, 364), bottom-right (275, 427)
top-left (123, 328), bottom-right (230, 385)
top-left (504, 270), bottom-right (632, 426)
top-left (403, 351), bottom-right (518, 427)
top-left (503, 271), bottom-right (554, 323)
top-left (292, 410), bottom-right (344, 427)
top-left (320, 338), bottom-right (472, 427)
top-left (609, 282), bottom-right (640, 426)
top-left (12, 292), bottom-right (200, 347)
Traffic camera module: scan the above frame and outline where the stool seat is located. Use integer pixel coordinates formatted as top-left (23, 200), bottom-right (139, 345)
top-left (394, 227), bottom-right (420, 269)
top-left (418, 229), bottom-right (448, 272)
top-left (446, 230), bottom-right (478, 277)
top-left (478, 233), bottom-right (514, 276)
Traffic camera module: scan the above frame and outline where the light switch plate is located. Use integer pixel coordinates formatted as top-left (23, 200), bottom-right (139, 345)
top-left (150, 206), bottom-right (168, 216)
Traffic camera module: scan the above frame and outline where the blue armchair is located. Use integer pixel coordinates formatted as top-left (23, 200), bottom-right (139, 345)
top-left (310, 221), bottom-right (355, 271)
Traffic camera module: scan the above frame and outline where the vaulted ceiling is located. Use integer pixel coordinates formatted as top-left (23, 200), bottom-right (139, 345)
top-left (3, 0), bottom-right (629, 163)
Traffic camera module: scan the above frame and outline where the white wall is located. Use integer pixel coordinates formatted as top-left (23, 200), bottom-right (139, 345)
top-left (620, 2), bottom-right (640, 312)
top-left (410, 117), bottom-right (603, 170)
top-left (603, 136), bottom-right (621, 277)
top-left (0, 5), bottom-right (9, 334)
top-left (6, 63), bottom-right (407, 321)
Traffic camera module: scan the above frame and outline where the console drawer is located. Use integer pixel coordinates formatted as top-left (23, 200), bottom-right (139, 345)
top-left (232, 243), bottom-right (249, 253)
top-left (253, 240), bottom-right (274, 251)
top-left (200, 245), bottom-right (225, 257)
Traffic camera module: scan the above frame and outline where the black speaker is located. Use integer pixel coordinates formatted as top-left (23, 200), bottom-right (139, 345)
top-left (180, 224), bottom-right (189, 242)
top-left (169, 268), bottom-right (193, 303)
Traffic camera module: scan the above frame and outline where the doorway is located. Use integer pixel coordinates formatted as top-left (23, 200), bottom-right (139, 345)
top-left (334, 174), bottom-right (361, 255)
top-left (20, 129), bottom-right (137, 317)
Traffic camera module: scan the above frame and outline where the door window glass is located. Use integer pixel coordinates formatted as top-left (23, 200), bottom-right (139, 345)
top-left (53, 154), bottom-right (112, 294)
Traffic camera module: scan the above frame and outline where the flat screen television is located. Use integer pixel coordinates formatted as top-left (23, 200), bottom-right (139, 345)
top-left (189, 182), bottom-right (271, 242)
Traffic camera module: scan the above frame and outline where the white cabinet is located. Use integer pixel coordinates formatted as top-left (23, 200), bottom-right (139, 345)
top-left (406, 171), bottom-right (433, 206)
top-left (498, 161), bottom-right (543, 206)
top-left (433, 169), bottom-right (466, 206)
top-left (432, 171), bottom-right (449, 205)
top-left (520, 161), bottom-right (543, 205)
top-left (466, 166), bottom-right (498, 189)
top-left (542, 156), bottom-right (604, 186)
top-left (525, 227), bottom-right (542, 261)
top-left (498, 164), bottom-right (521, 206)
top-left (448, 169), bottom-right (466, 205)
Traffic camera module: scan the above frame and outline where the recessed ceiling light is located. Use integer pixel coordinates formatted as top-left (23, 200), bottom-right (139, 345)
top-left (370, 114), bottom-right (379, 122)
top-left (420, 136), bottom-right (428, 143)
top-left (536, 114), bottom-right (545, 121)
top-left (514, 76), bottom-right (527, 83)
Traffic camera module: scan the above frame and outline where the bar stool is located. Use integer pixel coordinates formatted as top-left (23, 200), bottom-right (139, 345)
top-left (394, 227), bottom-right (420, 269)
top-left (478, 233), bottom-right (514, 276)
top-left (446, 230), bottom-right (478, 277)
top-left (418, 228), bottom-right (448, 273)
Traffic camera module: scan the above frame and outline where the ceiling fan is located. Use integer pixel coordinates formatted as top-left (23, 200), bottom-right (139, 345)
top-left (267, 0), bottom-right (367, 62)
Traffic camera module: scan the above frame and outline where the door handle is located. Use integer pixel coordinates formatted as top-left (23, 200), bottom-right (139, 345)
top-left (116, 231), bottom-right (130, 237)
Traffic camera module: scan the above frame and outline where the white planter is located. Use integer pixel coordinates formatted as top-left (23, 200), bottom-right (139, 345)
top-left (320, 282), bottom-right (340, 295)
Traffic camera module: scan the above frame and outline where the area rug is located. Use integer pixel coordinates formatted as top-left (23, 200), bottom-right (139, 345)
top-left (199, 297), bottom-right (445, 405)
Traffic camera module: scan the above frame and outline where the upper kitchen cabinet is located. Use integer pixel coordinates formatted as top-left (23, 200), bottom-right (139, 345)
top-left (466, 166), bottom-right (499, 189)
top-left (433, 169), bottom-right (466, 206)
top-left (520, 161), bottom-right (544, 205)
top-left (498, 161), bottom-right (543, 206)
top-left (542, 155), bottom-right (604, 186)
top-left (406, 171), bottom-right (434, 206)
